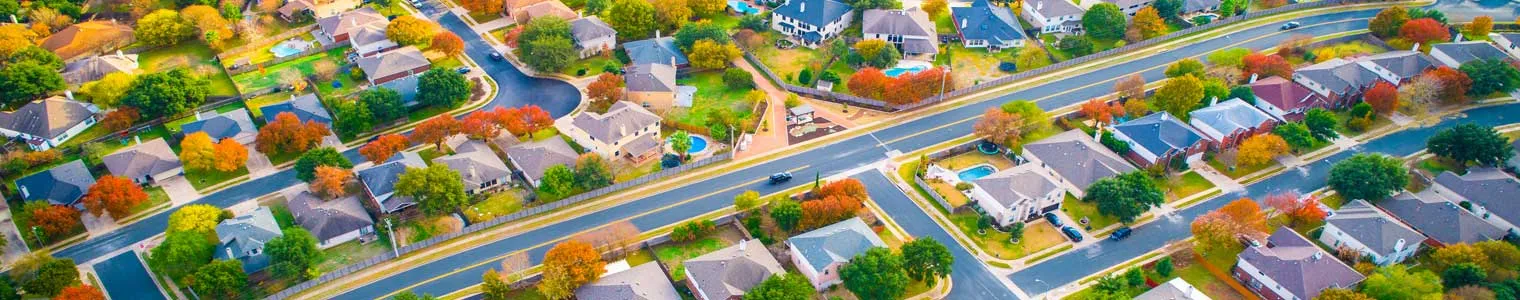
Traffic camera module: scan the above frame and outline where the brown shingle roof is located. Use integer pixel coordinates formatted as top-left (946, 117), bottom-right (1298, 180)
top-left (40, 21), bottom-right (134, 60)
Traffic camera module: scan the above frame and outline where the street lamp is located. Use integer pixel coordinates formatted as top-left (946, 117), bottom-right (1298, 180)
top-left (30, 226), bottom-right (44, 246)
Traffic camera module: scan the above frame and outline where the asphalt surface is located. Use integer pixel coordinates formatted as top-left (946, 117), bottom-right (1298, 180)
top-left (858, 171), bottom-right (1021, 299)
top-left (94, 251), bottom-right (168, 300)
top-left (437, 13), bottom-right (583, 118)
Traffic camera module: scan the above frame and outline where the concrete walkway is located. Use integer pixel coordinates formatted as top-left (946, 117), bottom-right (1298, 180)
top-left (732, 58), bottom-right (791, 159)
top-left (1190, 163), bottom-right (1244, 193)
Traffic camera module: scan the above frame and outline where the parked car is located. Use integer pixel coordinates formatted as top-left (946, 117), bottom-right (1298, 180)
top-left (1109, 227), bottom-right (1132, 241)
top-left (768, 172), bottom-right (793, 184)
top-left (489, 52), bottom-right (504, 61)
top-left (1280, 21), bottom-right (1301, 30)
top-left (1061, 226), bottom-right (1084, 242)
top-left (1044, 212), bottom-right (1063, 228)
top-left (456, 67), bottom-right (471, 74)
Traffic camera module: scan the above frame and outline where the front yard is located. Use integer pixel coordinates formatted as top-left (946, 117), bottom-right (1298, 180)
top-left (1206, 158), bottom-right (1278, 179)
top-left (652, 226), bottom-right (744, 281)
top-left (1060, 193), bottom-right (1119, 231)
top-left (1159, 171), bottom-right (1215, 202)
top-left (560, 55), bottom-right (622, 77)
top-left (948, 211), bottom-right (1066, 260)
top-left (184, 166), bottom-right (250, 191)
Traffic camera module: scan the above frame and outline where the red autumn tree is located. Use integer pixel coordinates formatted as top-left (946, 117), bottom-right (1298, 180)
top-left (818, 178), bottom-right (869, 200)
top-left (80, 175), bottom-right (148, 219)
top-left (1080, 98), bottom-right (1115, 124)
top-left (31, 204), bottom-right (80, 237)
top-left (1264, 192), bottom-right (1328, 226)
top-left (461, 110), bottom-right (501, 140)
top-left (1243, 53), bottom-right (1292, 79)
top-left (1191, 198), bottom-right (1269, 254)
top-left (1364, 82), bottom-right (1399, 115)
top-left (54, 285), bottom-right (105, 300)
top-left (359, 134), bottom-right (410, 164)
top-left (496, 105), bottom-right (554, 138)
top-left (1426, 66), bottom-right (1473, 104)
top-left (503, 26), bottom-right (524, 48)
top-left (800, 195), bottom-right (862, 230)
top-left (585, 73), bottom-right (624, 113)
top-left (431, 32), bottom-right (465, 57)
top-left (847, 68), bottom-right (890, 99)
top-left (883, 67), bottom-right (951, 105)
top-left (255, 112), bottom-right (332, 155)
top-left (410, 115), bottom-right (460, 150)
top-left (100, 108), bottom-right (140, 132)
top-left (1400, 18), bottom-right (1451, 45)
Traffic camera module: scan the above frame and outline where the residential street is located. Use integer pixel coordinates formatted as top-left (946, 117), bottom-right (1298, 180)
top-left (857, 171), bottom-right (1023, 299)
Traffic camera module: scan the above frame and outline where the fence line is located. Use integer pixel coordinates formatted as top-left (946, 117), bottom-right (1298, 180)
top-left (217, 24), bottom-right (321, 61)
top-left (266, 153), bottom-right (733, 299)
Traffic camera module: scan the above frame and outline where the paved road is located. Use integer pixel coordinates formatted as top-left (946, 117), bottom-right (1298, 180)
top-left (1009, 103), bottom-right (1520, 296)
top-left (858, 171), bottom-right (1022, 299)
top-left (437, 13), bottom-right (582, 118)
top-left (95, 251), bottom-right (168, 300)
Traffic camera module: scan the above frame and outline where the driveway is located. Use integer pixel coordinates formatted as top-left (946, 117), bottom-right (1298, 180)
top-left (159, 176), bottom-right (202, 207)
top-left (94, 251), bottom-right (168, 300)
top-left (245, 151), bottom-right (277, 177)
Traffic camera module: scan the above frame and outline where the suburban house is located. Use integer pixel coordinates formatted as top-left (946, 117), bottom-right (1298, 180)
top-left (570, 16), bottom-right (617, 59)
top-left (278, 0), bottom-right (362, 21)
top-left (348, 24), bottom-right (401, 58)
top-left (214, 207), bottom-right (284, 273)
top-left (515, 0), bottom-right (578, 24)
top-left (103, 138), bottom-right (183, 185)
top-left (1186, 98), bottom-right (1277, 149)
top-left (15, 160), bottom-right (94, 207)
top-left (574, 263), bottom-right (680, 300)
top-left (502, 0), bottom-right (553, 18)
top-left (624, 36), bottom-right (690, 67)
top-left (181, 108), bottom-right (258, 145)
top-left (1249, 76), bottom-right (1329, 121)
top-left (505, 138), bottom-right (580, 187)
top-left (787, 217), bottom-right (886, 290)
top-left (1292, 58), bottom-right (1385, 108)
top-left (1233, 227), bottom-right (1365, 300)
top-left (357, 152), bottom-right (428, 214)
top-left (1179, 0), bottom-right (1222, 15)
top-left (289, 191), bottom-right (376, 248)
top-left (315, 7), bottom-right (392, 52)
top-left (684, 240), bottom-right (785, 300)
top-left (1106, 112), bottom-right (1209, 168)
top-left (771, 0), bottom-right (855, 48)
top-left (625, 63), bottom-right (681, 112)
top-left (261, 94), bottom-right (334, 124)
top-left (61, 52), bottom-right (138, 85)
top-left (1354, 50), bottom-right (1437, 84)
top-left (1430, 41), bottom-right (1510, 68)
top-left (40, 21), bottom-right (134, 60)
top-left (862, 8), bottom-right (939, 58)
top-left (1319, 200), bottom-right (1424, 266)
top-left (951, 0), bottom-right (1027, 50)
top-left (1020, 130), bottom-right (1137, 197)
top-left (1381, 190), bottom-right (1507, 246)
top-left (559, 101), bottom-right (664, 164)
top-left (357, 46), bottom-right (432, 86)
top-left (0, 96), bottom-right (100, 151)
top-left (1021, 0), bottom-right (1084, 34)
top-left (433, 140), bottom-right (511, 195)
top-left (1430, 168), bottom-right (1520, 235)
top-left (968, 163), bottom-right (1065, 227)
top-left (1136, 278), bottom-right (1210, 300)
top-left (1491, 33), bottom-right (1520, 59)
top-left (1101, 0), bottom-right (1153, 16)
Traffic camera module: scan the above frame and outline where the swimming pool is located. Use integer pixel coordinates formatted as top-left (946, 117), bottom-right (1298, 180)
top-left (270, 44), bottom-right (304, 58)
top-left (671, 135), bottom-right (709, 154)
top-left (729, 1), bottom-right (760, 14)
top-left (884, 65), bottom-right (928, 78)
top-left (957, 165), bottom-right (996, 182)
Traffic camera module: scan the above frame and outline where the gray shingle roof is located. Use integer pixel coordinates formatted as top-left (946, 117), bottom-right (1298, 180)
top-left (973, 164), bottom-right (1060, 209)
top-left (61, 53), bottom-right (138, 85)
top-left (1295, 58), bottom-right (1384, 96)
top-left (787, 217), bottom-right (885, 273)
top-left (261, 94), bottom-right (333, 124)
top-left (624, 37), bottom-right (689, 66)
top-left (1382, 190), bottom-right (1507, 245)
top-left (102, 138), bottom-right (181, 181)
top-left (570, 101), bottom-right (662, 142)
top-left (952, 0), bottom-right (1027, 44)
top-left (15, 160), bottom-right (94, 206)
top-left (349, 25), bottom-right (393, 48)
top-left (215, 207), bottom-right (283, 272)
top-left (1110, 112), bottom-right (1207, 159)
top-left (625, 63), bottom-right (677, 93)
top-left (181, 108), bottom-right (255, 141)
top-left (434, 140), bottom-right (510, 189)
top-left (863, 8), bottom-right (936, 38)
top-left (1028, 0), bottom-right (1084, 19)
top-left (570, 16), bottom-right (616, 48)
top-left (1135, 278), bottom-right (1210, 300)
top-left (1433, 41), bottom-right (1510, 66)
top-left (1021, 130), bottom-right (1137, 190)
top-left (316, 6), bottom-right (387, 39)
top-left (1187, 98), bottom-right (1274, 141)
top-left (1238, 227), bottom-right (1365, 300)
top-left (575, 263), bottom-right (680, 300)
top-left (1325, 200), bottom-right (1424, 258)
top-left (356, 151), bottom-right (427, 213)
top-left (1357, 50), bottom-right (1437, 80)
top-left (684, 240), bottom-right (784, 300)
top-left (357, 46), bottom-right (430, 83)
top-left (1182, 0), bottom-right (1220, 13)
top-left (288, 191), bottom-right (374, 242)
top-left (1435, 168), bottom-right (1520, 226)
top-left (506, 138), bottom-right (580, 184)
top-left (774, 0), bottom-right (853, 28)
top-left (0, 96), bottom-right (98, 140)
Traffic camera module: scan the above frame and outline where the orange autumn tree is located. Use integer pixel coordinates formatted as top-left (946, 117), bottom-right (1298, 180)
top-left (1243, 53), bottom-right (1292, 78)
top-left (461, 110), bottom-right (501, 140)
top-left (81, 175), bottom-right (148, 219)
top-left (538, 240), bottom-right (606, 299)
top-left (1426, 66), bottom-right (1473, 104)
top-left (1191, 198), bottom-right (1269, 254)
top-left (461, 0), bottom-right (503, 14)
top-left (848, 68), bottom-right (890, 99)
top-left (100, 108), bottom-right (140, 132)
top-left (54, 285), bottom-right (105, 300)
top-left (1264, 192), bottom-right (1327, 227)
top-left (973, 107), bottom-right (1024, 148)
top-left (410, 115), bottom-right (460, 151)
top-left (495, 105), bottom-right (554, 138)
top-left (800, 195), bottom-right (863, 230)
top-left (1364, 82), bottom-right (1399, 115)
top-left (585, 73), bottom-right (624, 113)
top-left (359, 134), bottom-right (410, 164)
top-left (212, 138), bottom-right (248, 172)
top-left (310, 166), bottom-right (353, 199)
top-left (819, 178), bottom-right (869, 200)
top-left (31, 204), bottom-right (80, 237)
top-left (1081, 98), bottom-right (1115, 124)
top-left (431, 32), bottom-right (465, 57)
top-left (256, 112), bottom-right (332, 155)
top-left (1400, 18), bottom-right (1451, 45)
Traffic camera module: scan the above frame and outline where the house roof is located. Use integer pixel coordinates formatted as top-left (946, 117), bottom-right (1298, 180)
top-left (288, 191), bottom-right (375, 242)
top-left (181, 108), bottom-right (256, 142)
top-left (1187, 98), bottom-right (1274, 141)
top-left (575, 263), bottom-right (680, 300)
top-left (1325, 200), bottom-right (1425, 258)
top-left (1021, 130), bottom-right (1137, 190)
top-left (787, 217), bottom-right (886, 273)
top-left (215, 207), bottom-right (283, 271)
top-left (570, 16), bottom-right (617, 48)
top-left (317, 7), bottom-right (388, 39)
top-left (358, 46), bottom-right (430, 83)
top-left (15, 160), bottom-right (93, 206)
top-left (1110, 112), bottom-right (1207, 159)
top-left (434, 140), bottom-right (511, 188)
top-left (356, 151), bottom-right (427, 213)
top-left (103, 138), bottom-right (182, 180)
top-left (278, 0), bottom-right (315, 17)
top-left (622, 134), bottom-right (661, 157)
top-left (349, 25), bottom-right (394, 48)
top-left (684, 240), bottom-right (784, 300)
top-left (1101, 0), bottom-right (1149, 10)
top-left (973, 163), bottom-right (1061, 209)
top-left (1237, 227), bottom-right (1365, 300)
top-left (520, 1), bottom-right (577, 23)
top-left (625, 64), bottom-right (677, 93)
top-left (863, 8), bottom-right (936, 38)
top-left (506, 138), bottom-right (579, 183)
top-left (61, 53), bottom-right (139, 85)
top-left (773, 0), bottom-right (854, 28)
top-left (1432, 41), bottom-right (1510, 66)
top-left (1382, 190), bottom-right (1507, 245)
top-left (1357, 50), bottom-right (1436, 80)
top-left (261, 94), bottom-right (333, 124)
top-left (569, 101), bottom-right (662, 142)
top-left (1182, 0), bottom-right (1221, 13)
top-left (1027, 0), bottom-right (1085, 19)
top-left (1250, 76), bottom-right (1324, 113)
top-left (1135, 278), bottom-right (1211, 300)
top-left (1295, 58), bottom-right (1384, 96)
top-left (1435, 168), bottom-right (1520, 225)
top-left (623, 37), bottom-right (689, 66)
top-left (504, 0), bottom-right (554, 13)
top-left (0, 96), bottom-right (98, 140)
top-left (952, 0), bottom-right (1027, 44)
top-left (40, 21), bottom-right (134, 59)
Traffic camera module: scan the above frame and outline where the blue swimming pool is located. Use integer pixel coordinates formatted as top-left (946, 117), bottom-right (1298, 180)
top-left (270, 44), bottom-right (304, 58)
top-left (671, 135), bottom-right (709, 154)
top-left (729, 1), bottom-right (760, 14)
top-left (957, 165), bottom-right (996, 182)
top-left (884, 65), bottom-right (928, 78)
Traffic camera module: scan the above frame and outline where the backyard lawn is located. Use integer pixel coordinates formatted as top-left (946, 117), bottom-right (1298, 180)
top-left (64, 126), bottom-right (173, 163)
top-left (136, 41), bottom-right (239, 96)
top-left (465, 190), bottom-right (525, 223)
top-left (942, 44), bottom-right (1013, 88)
top-left (653, 236), bottom-right (734, 281)
top-left (184, 167), bottom-right (250, 191)
top-left (669, 70), bottom-right (757, 128)
top-left (750, 32), bottom-right (833, 85)
top-left (1161, 171), bottom-right (1215, 202)
top-left (1206, 158), bottom-right (1278, 179)
top-left (316, 240), bottom-right (389, 273)
top-left (230, 46), bottom-right (352, 94)
top-left (948, 211), bottom-right (1066, 260)
top-left (1318, 193), bottom-right (1346, 209)
top-left (925, 179), bottom-right (970, 208)
top-left (1416, 157), bottom-right (1464, 175)
top-left (936, 151), bottom-right (1015, 171)
top-left (221, 31), bottom-right (320, 67)
top-left (244, 92), bottom-right (298, 121)
top-left (1061, 193), bottom-right (1120, 231)
top-left (560, 55), bottom-right (622, 77)
top-left (614, 160), bottom-right (661, 183)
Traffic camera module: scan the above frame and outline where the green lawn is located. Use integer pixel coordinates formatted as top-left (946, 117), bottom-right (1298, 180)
top-left (503, 287), bottom-right (549, 300)
top-left (947, 211), bottom-right (1066, 260)
top-left (561, 55), bottom-right (623, 76)
top-left (244, 92), bottom-right (297, 122)
top-left (184, 166), bottom-right (250, 191)
top-left (1206, 158), bottom-right (1277, 179)
top-left (653, 236), bottom-right (732, 281)
top-left (925, 180), bottom-right (970, 208)
top-left (230, 46), bottom-right (352, 94)
top-left (702, 13), bottom-right (741, 31)
top-left (1161, 171), bottom-right (1216, 202)
top-left (407, 104), bottom-right (455, 122)
top-left (614, 160), bottom-right (661, 183)
top-left (369, 2), bottom-right (409, 17)
top-left (121, 187), bottom-right (172, 222)
top-left (624, 248), bottom-right (656, 266)
top-left (669, 70), bottom-right (756, 128)
top-left (316, 241), bottom-right (389, 273)
top-left (1060, 193), bottom-right (1119, 230)
top-left (265, 150), bottom-right (302, 166)
top-left (222, 32), bottom-right (320, 67)
top-left (750, 31), bottom-right (832, 85)
top-left (1333, 110), bottom-right (1392, 137)
top-left (465, 190), bottom-right (525, 223)
top-left (136, 41), bottom-right (239, 96)
top-left (943, 43), bottom-right (1014, 88)
top-left (1318, 193), bottom-right (1346, 209)
top-left (418, 148), bottom-right (448, 163)
top-left (1417, 157), bottom-right (1464, 175)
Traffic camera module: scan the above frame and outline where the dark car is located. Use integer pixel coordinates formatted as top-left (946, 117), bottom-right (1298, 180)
top-left (768, 172), bottom-right (793, 184)
top-left (489, 52), bottom-right (504, 61)
top-left (1061, 226), bottom-right (1084, 242)
top-left (1280, 21), bottom-right (1301, 30)
top-left (456, 67), bottom-right (471, 74)
top-left (1044, 212), bottom-right (1063, 227)
top-left (1109, 227), bottom-right (1133, 241)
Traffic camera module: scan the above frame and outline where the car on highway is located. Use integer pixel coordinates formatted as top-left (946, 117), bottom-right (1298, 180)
top-left (1109, 227), bottom-right (1132, 241)
top-left (768, 172), bottom-right (793, 184)
top-left (489, 52), bottom-right (504, 61)
top-left (1044, 212), bottom-right (1063, 227)
top-left (1061, 226), bottom-right (1084, 242)
top-left (1280, 21), bottom-right (1301, 30)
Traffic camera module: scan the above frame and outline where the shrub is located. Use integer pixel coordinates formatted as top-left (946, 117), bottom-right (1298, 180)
top-left (955, 182), bottom-right (973, 190)
top-left (723, 68), bottom-right (753, 89)
top-left (661, 153), bottom-right (682, 169)
top-left (819, 70), bottom-right (840, 83)
top-left (798, 69), bottom-right (813, 85)
top-left (998, 62), bottom-right (1017, 72)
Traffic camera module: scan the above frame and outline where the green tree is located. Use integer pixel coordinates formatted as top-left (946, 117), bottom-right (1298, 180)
top-left (723, 68), bottom-right (753, 89)
top-left (670, 131), bottom-right (692, 158)
top-left (1218, 0), bottom-right (1243, 17)
top-left (481, 269), bottom-right (511, 300)
top-left (1016, 45), bottom-right (1052, 70)
top-left (1444, 262), bottom-right (1488, 289)
top-left (1057, 34), bottom-right (1094, 57)
top-left (1461, 58), bottom-right (1520, 96)
top-left (192, 260), bottom-right (248, 300)
top-left (1273, 122), bottom-right (1315, 151)
top-left (1083, 172), bottom-right (1164, 223)
top-left (745, 274), bottom-right (814, 300)
top-left (135, 9), bottom-right (194, 47)
top-left (9, 254), bottom-right (77, 297)
top-left (851, 39), bottom-right (901, 68)
top-left (1327, 153), bottom-right (1408, 201)
top-left (80, 72), bottom-right (135, 107)
top-left (1369, 6), bottom-right (1408, 38)
top-left (1427, 123), bottom-right (1514, 166)
top-left (0, 61), bottom-right (64, 105)
top-left (1317, 288), bottom-right (1375, 300)
top-left (293, 147), bottom-right (353, 182)
top-left (1152, 0), bottom-right (1181, 18)
top-left (1228, 85), bottom-right (1256, 103)
top-left (1202, 79), bottom-right (1229, 104)
top-left (396, 164), bottom-right (469, 215)
top-left (573, 154), bottom-right (614, 190)
top-left (1155, 256), bottom-right (1174, 277)
top-left (393, 291), bottom-right (441, 300)
top-left (1362, 265), bottom-right (1443, 300)
top-left (149, 231), bottom-right (215, 281)
top-left (7, 46), bottom-right (62, 69)
top-left (521, 32), bottom-right (576, 73)
top-left (1153, 74), bottom-right (1204, 119)
top-left (537, 165), bottom-right (577, 199)
top-left (1164, 58), bottom-right (1205, 78)
top-left (901, 238), bottom-right (953, 285)
top-left (673, 21), bottom-right (730, 50)
top-left (120, 69), bottom-right (211, 119)
top-left (267, 227), bottom-right (321, 280)
top-left (1001, 100), bottom-right (1051, 133)
top-left (1082, 3), bottom-right (1126, 40)
top-left (771, 199), bottom-right (802, 231)
top-left (330, 100), bottom-right (373, 138)
top-left (417, 69), bottom-right (471, 108)
top-left (840, 247), bottom-right (908, 300)
top-left (359, 87), bottom-right (406, 121)
top-left (1304, 108), bottom-right (1340, 141)
top-left (607, 0), bottom-right (657, 40)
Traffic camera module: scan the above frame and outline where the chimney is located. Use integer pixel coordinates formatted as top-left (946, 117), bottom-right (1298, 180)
top-left (1093, 125), bottom-right (1102, 140)
top-left (739, 239), bottom-right (747, 251)
top-left (1036, 1), bottom-right (1043, 10)
top-left (800, 2), bottom-right (806, 13)
top-left (116, 50), bottom-right (126, 59)
top-left (226, 247), bottom-right (236, 259)
top-left (671, 56), bottom-right (676, 67)
top-left (1412, 42), bottom-right (1421, 52)
top-left (1249, 73), bottom-right (1259, 83)
top-left (1394, 238), bottom-right (1407, 252)
top-left (134, 135), bottom-right (141, 145)
top-left (64, 90), bottom-right (74, 101)
top-left (960, 19), bottom-right (967, 29)
top-left (656, 30), bottom-right (661, 38)
top-left (1209, 96), bottom-right (1218, 106)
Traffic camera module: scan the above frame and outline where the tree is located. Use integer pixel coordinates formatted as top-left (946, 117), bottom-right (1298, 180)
top-left (1191, 198), bottom-right (1268, 254)
top-left (840, 247), bottom-right (908, 300)
top-left (1016, 45), bottom-right (1052, 70)
top-left (1001, 100), bottom-right (1051, 133)
top-left (573, 153), bottom-right (614, 190)
top-left (1266, 192), bottom-right (1327, 227)
top-left (11, 254), bottom-right (77, 297)
top-left (973, 107), bottom-right (1023, 148)
top-left (211, 138), bottom-right (248, 172)
top-left (100, 108), bottom-right (140, 133)
top-left (734, 190), bottom-right (762, 211)
top-left (819, 179), bottom-right (869, 200)
top-left (1426, 66), bottom-right (1473, 104)
top-left (1429, 243), bottom-right (1489, 274)
top-left (359, 134), bottom-right (409, 164)
top-left (461, 0), bottom-right (502, 15)
top-left (673, 21), bottom-right (730, 50)
top-left (538, 240), bottom-right (605, 299)
top-left (1445, 262), bottom-right (1488, 289)
top-left (901, 238), bottom-right (953, 285)
top-left (180, 132), bottom-right (217, 171)
top-left (360, 87), bottom-right (406, 122)
top-left (431, 32), bottom-right (465, 57)
top-left (481, 269), bottom-right (511, 300)
top-left (771, 199), bottom-right (802, 231)
top-left (1328, 153), bottom-right (1408, 201)
top-left (0, 62), bottom-right (63, 105)
top-left (411, 115), bottom-right (460, 150)
top-left (1154, 74), bottom-right (1203, 118)
top-left (1057, 34), bottom-right (1094, 57)
top-left (853, 39), bottom-right (901, 68)
top-left (149, 231), bottom-right (215, 281)
top-left (166, 204), bottom-right (222, 235)
top-left (1165, 60), bottom-right (1206, 80)
top-left (921, 0), bottom-right (946, 17)
top-left (1155, 256), bottom-right (1174, 277)
top-left (668, 130), bottom-right (693, 160)
top-left (1084, 172), bottom-right (1164, 223)
top-left (310, 166), bottom-right (352, 199)
top-left (1133, 7), bottom-right (1168, 38)
top-left (396, 164), bottom-right (468, 215)
top-left (848, 68), bottom-right (890, 99)
top-left (1083, 3), bottom-right (1126, 40)
top-left (1115, 74), bottom-right (1146, 101)
top-left (0, 24), bottom-right (35, 61)
top-left (1364, 82), bottom-right (1399, 115)
top-left (417, 69), bottom-right (471, 108)
top-left (80, 73), bottom-right (135, 107)
top-left (1428, 123), bottom-right (1514, 167)
top-left (495, 105), bottom-right (554, 138)
top-left (1242, 53), bottom-right (1292, 78)
top-left (1461, 58), bottom-right (1520, 96)
top-left (255, 112), bottom-right (331, 155)
top-left (800, 195), bottom-right (862, 230)
top-left (1447, 286), bottom-right (1496, 300)
top-left (1369, 6), bottom-right (1408, 38)
top-left (387, 15), bottom-right (436, 46)
top-left (182, 5), bottom-right (233, 48)
top-left (607, 0), bottom-right (657, 40)
top-left (191, 260), bottom-right (247, 300)
top-left (1400, 18), bottom-right (1450, 45)
top-left (267, 227), bottom-right (321, 280)
top-left (54, 285), bottom-right (104, 300)
top-left (519, 31), bottom-right (576, 72)
top-left (1469, 16), bottom-right (1494, 37)
top-left (746, 274), bottom-right (814, 300)
top-left (121, 69), bottom-right (210, 119)
top-left (689, 39), bottom-right (741, 69)
top-left (461, 110), bottom-right (501, 140)
top-left (1317, 288), bottom-right (1375, 300)
top-left (1272, 123), bottom-right (1314, 152)
top-left (24, 202), bottom-right (76, 239)
top-left (652, 0), bottom-right (692, 27)
top-left (537, 165), bottom-right (576, 199)
top-left (585, 73), bottom-right (623, 113)
top-left (1303, 108), bottom-right (1339, 141)
top-left (1236, 134), bottom-right (1288, 167)
top-left (135, 9), bottom-right (194, 47)
top-left (293, 147), bottom-right (352, 182)
top-left (80, 175), bottom-right (148, 219)
top-left (1362, 265), bottom-right (1443, 300)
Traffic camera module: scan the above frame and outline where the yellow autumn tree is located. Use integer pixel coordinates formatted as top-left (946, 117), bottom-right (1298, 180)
top-left (1132, 6), bottom-right (1168, 39)
top-left (1237, 134), bottom-right (1289, 167)
top-left (179, 132), bottom-right (217, 171)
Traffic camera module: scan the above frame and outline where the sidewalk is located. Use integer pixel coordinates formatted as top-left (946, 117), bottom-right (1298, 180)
top-left (733, 58), bottom-right (792, 159)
